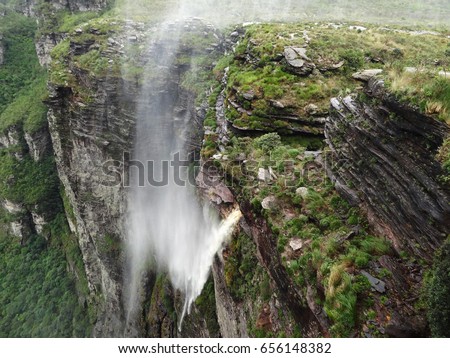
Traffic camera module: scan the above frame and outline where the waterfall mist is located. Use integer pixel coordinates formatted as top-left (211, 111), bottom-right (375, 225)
top-left (122, 1), bottom-right (243, 332)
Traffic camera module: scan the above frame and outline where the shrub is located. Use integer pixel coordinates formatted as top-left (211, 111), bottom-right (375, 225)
top-left (254, 133), bottom-right (282, 153)
top-left (425, 241), bottom-right (450, 337)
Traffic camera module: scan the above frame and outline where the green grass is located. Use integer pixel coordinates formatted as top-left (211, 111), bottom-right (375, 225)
top-left (220, 22), bottom-right (450, 132)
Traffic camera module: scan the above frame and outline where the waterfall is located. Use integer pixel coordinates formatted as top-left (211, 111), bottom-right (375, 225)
top-left (121, 0), bottom-right (303, 334)
top-left (122, 4), bottom-right (242, 332)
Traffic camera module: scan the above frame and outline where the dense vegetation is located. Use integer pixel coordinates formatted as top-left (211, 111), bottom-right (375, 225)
top-left (425, 240), bottom-right (450, 337)
top-left (0, 8), bottom-right (92, 337)
top-left (0, 229), bottom-right (91, 337)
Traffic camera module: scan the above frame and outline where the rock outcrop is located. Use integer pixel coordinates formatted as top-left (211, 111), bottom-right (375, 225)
top-left (46, 26), bottom-right (139, 334)
top-left (325, 78), bottom-right (450, 261)
top-left (19, 0), bottom-right (109, 17)
top-left (35, 33), bottom-right (66, 67)
top-left (1, 200), bottom-right (34, 242)
top-left (47, 73), bottom-right (137, 337)
top-left (24, 127), bottom-right (51, 161)
top-left (44, 17), bottom-right (227, 336)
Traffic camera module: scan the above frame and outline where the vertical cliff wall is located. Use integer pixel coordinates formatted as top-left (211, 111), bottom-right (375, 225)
top-left (325, 77), bottom-right (450, 261)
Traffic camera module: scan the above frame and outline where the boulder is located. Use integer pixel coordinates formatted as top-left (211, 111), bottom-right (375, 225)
top-left (289, 238), bottom-right (304, 251)
top-left (283, 46), bottom-right (315, 76)
top-left (284, 46), bottom-right (311, 62)
top-left (242, 90), bottom-right (255, 101)
top-left (352, 69), bottom-right (383, 81)
top-left (349, 26), bottom-right (367, 32)
top-left (262, 196), bottom-right (277, 210)
top-left (269, 100), bottom-right (285, 109)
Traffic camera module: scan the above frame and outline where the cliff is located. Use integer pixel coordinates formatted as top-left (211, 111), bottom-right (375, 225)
top-left (1, 0), bottom-right (449, 337)
top-left (325, 77), bottom-right (450, 261)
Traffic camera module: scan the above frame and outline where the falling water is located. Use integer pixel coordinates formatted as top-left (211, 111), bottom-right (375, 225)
top-left (121, 0), bottom-right (326, 333)
top-left (122, 2), bottom-right (245, 332)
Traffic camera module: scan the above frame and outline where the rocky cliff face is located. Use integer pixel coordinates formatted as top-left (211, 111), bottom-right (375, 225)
top-left (8, 2), bottom-right (446, 336)
top-left (325, 77), bottom-right (450, 261)
top-left (0, 120), bottom-right (53, 242)
top-left (44, 16), bottom-right (228, 337)
top-left (32, 0), bottom-right (110, 66)
top-left (17, 0), bottom-right (109, 16)
top-left (46, 41), bottom-right (138, 336)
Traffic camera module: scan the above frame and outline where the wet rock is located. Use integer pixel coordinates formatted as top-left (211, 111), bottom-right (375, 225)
top-left (385, 313), bottom-right (428, 337)
top-left (361, 271), bottom-right (386, 293)
top-left (197, 166), bottom-right (235, 205)
top-left (352, 69), bottom-right (383, 81)
top-left (209, 183), bottom-right (235, 205)
top-left (378, 256), bottom-right (409, 291)
top-left (325, 79), bottom-right (450, 260)
top-left (212, 256), bottom-right (249, 337)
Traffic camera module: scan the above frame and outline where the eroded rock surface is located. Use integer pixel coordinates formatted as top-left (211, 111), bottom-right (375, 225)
top-left (325, 78), bottom-right (450, 260)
